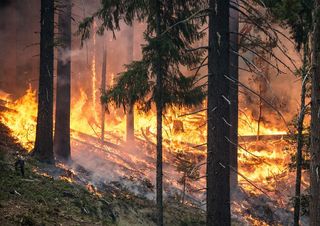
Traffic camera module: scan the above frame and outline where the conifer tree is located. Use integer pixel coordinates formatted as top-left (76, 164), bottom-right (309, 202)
top-left (79, 1), bottom-right (206, 225)
top-left (54, 0), bottom-right (72, 161)
top-left (34, 0), bottom-right (55, 163)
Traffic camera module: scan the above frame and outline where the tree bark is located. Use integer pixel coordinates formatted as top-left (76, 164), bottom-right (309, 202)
top-left (126, 25), bottom-right (135, 143)
top-left (155, 0), bottom-right (163, 225)
top-left (293, 44), bottom-right (308, 226)
top-left (101, 38), bottom-right (107, 141)
top-left (34, 0), bottom-right (55, 163)
top-left (310, 1), bottom-right (320, 225)
top-left (229, 0), bottom-right (239, 189)
top-left (207, 0), bottom-right (231, 225)
top-left (53, 0), bottom-right (72, 161)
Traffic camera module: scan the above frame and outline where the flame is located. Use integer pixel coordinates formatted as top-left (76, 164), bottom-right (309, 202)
top-left (0, 86), bottom-right (37, 151)
top-left (0, 85), bottom-right (305, 224)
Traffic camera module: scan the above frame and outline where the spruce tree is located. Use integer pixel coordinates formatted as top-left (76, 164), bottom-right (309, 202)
top-left (34, 0), bottom-right (55, 163)
top-left (79, 1), bottom-right (207, 225)
top-left (206, 0), bottom-right (231, 225)
top-left (54, 0), bottom-right (72, 161)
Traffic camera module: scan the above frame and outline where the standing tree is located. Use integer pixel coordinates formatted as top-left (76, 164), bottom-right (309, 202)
top-left (101, 37), bottom-right (107, 141)
top-left (79, 2), bottom-right (206, 225)
top-left (229, 0), bottom-right (239, 189)
top-left (262, 1), bottom-right (313, 224)
top-left (34, 0), bottom-right (55, 163)
top-left (207, 0), bottom-right (231, 225)
top-left (54, 0), bottom-right (72, 161)
top-left (310, 0), bottom-right (320, 224)
top-left (126, 25), bottom-right (135, 143)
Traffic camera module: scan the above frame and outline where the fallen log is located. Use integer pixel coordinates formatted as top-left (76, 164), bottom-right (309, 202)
top-left (71, 129), bottom-right (125, 151)
top-left (239, 134), bottom-right (290, 142)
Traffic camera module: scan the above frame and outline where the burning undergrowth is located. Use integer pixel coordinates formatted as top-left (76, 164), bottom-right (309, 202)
top-left (0, 86), bottom-right (310, 225)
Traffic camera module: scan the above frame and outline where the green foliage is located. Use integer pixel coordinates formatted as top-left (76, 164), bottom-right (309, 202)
top-left (261, 0), bottom-right (313, 49)
top-left (94, 0), bottom-right (207, 112)
top-left (101, 61), bottom-right (152, 112)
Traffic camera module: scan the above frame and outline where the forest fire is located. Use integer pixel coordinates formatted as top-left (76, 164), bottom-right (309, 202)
top-left (0, 84), bottom-right (304, 220)
top-left (2, 0), bottom-right (318, 224)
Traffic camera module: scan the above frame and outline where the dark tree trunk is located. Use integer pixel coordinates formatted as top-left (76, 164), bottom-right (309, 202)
top-left (53, 0), bottom-right (72, 161)
top-left (310, 2), bottom-right (320, 225)
top-left (126, 25), bottom-right (135, 143)
top-left (155, 0), bottom-right (163, 225)
top-left (293, 44), bottom-right (308, 226)
top-left (229, 0), bottom-right (239, 189)
top-left (257, 84), bottom-right (262, 140)
top-left (101, 39), bottom-right (107, 141)
top-left (207, 0), bottom-right (231, 225)
top-left (34, 0), bottom-right (54, 163)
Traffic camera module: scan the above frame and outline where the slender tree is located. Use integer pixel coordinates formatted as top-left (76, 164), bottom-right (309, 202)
top-left (126, 25), bottom-right (135, 143)
top-left (154, 1), bottom-right (164, 224)
top-left (79, 2), bottom-right (206, 225)
top-left (310, 0), bottom-right (320, 224)
top-left (229, 0), bottom-right (239, 189)
top-left (34, 0), bottom-right (55, 163)
top-left (207, 0), bottom-right (231, 225)
top-left (261, 1), bottom-right (313, 224)
top-left (53, 0), bottom-right (72, 161)
top-left (101, 38), bottom-right (107, 141)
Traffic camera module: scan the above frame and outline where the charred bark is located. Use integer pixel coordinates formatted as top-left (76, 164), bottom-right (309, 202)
top-left (155, 0), bottom-right (163, 225)
top-left (126, 25), bottom-right (135, 143)
top-left (206, 0), bottom-right (231, 225)
top-left (293, 45), bottom-right (308, 226)
top-left (34, 0), bottom-right (54, 163)
top-left (229, 0), bottom-right (239, 189)
top-left (310, 2), bottom-right (320, 225)
top-left (53, 0), bottom-right (72, 161)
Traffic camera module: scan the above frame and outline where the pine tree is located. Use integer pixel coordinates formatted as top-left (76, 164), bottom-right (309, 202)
top-left (206, 0), bottom-right (231, 225)
top-left (79, 2), bottom-right (207, 225)
top-left (126, 25), bottom-right (135, 143)
top-left (54, 0), bottom-right (72, 161)
top-left (33, 0), bottom-right (55, 163)
top-left (310, 0), bottom-right (320, 224)
top-left (261, 1), bottom-right (313, 224)
top-left (229, 0), bottom-right (239, 189)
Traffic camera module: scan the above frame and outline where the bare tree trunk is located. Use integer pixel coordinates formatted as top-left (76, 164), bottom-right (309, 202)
top-left (126, 25), bottom-right (135, 143)
top-left (310, 2), bottom-right (320, 225)
top-left (34, 0), bottom-right (54, 163)
top-left (229, 0), bottom-right (239, 189)
top-left (257, 84), bottom-right (262, 140)
top-left (293, 44), bottom-right (308, 226)
top-left (53, 0), bottom-right (72, 161)
top-left (207, 0), bottom-right (231, 225)
top-left (155, 0), bottom-right (163, 225)
top-left (101, 39), bottom-right (107, 141)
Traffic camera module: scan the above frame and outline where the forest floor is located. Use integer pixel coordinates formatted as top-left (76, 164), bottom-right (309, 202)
top-left (0, 123), bottom-right (211, 226)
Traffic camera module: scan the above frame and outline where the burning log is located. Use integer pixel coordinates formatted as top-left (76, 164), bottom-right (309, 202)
top-left (71, 130), bottom-right (125, 151)
top-left (239, 134), bottom-right (290, 142)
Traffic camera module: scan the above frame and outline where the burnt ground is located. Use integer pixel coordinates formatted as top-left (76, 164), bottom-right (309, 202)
top-left (0, 123), bottom-right (206, 226)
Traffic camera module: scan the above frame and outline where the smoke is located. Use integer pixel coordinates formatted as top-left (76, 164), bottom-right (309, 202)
top-left (0, 0), bottom-right (40, 98)
top-left (238, 25), bottom-right (302, 130)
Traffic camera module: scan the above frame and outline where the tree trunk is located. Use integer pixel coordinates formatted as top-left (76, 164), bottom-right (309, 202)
top-left (207, 0), bottom-right (231, 225)
top-left (53, 0), bottom-right (72, 161)
top-left (293, 44), bottom-right (308, 226)
top-left (310, 1), bottom-right (320, 225)
top-left (155, 0), bottom-right (163, 225)
top-left (126, 25), bottom-right (135, 143)
top-left (229, 0), bottom-right (239, 189)
top-left (34, 0), bottom-right (55, 163)
top-left (257, 84), bottom-right (262, 140)
top-left (101, 38), bottom-right (107, 141)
